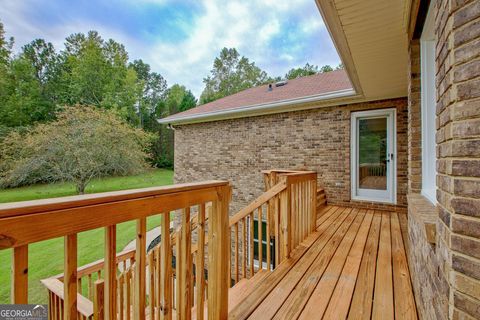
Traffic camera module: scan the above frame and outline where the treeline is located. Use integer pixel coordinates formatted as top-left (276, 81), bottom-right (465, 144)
top-left (0, 22), bottom-right (196, 168)
top-left (0, 20), bottom-right (342, 169)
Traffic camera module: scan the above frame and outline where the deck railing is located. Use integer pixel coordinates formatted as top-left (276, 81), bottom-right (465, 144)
top-left (0, 181), bottom-right (231, 320)
top-left (229, 170), bottom-right (317, 285)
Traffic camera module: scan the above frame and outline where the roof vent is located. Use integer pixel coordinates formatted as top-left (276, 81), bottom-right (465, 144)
top-left (275, 79), bottom-right (288, 87)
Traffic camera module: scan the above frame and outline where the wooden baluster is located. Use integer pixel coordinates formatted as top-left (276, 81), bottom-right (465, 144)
top-left (242, 217), bottom-right (247, 278)
top-left (126, 270), bottom-right (131, 320)
top-left (249, 212), bottom-right (254, 277)
top-left (258, 206), bottom-right (263, 269)
top-left (148, 250), bottom-right (155, 319)
top-left (196, 204), bottom-right (206, 320)
top-left (48, 292), bottom-right (53, 320)
top-left (64, 234), bottom-right (78, 320)
top-left (292, 183), bottom-right (298, 248)
top-left (274, 194), bottom-right (280, 268)
top-left (77, 277), bottom-right (82, 295)
top-left (119, 274), bottom-right (124, 320)
top-left (52, 291), bottom-right (57, 320)
top-left (279, 176), bottom-right (291, 261)
top-left (135, 218), bottom-right (146, 320)
top-left (266, 200), bottom-right (271, 271)
top-left (207, 186), bottom-right (230, 320)
top-left (301, 182), bottom-right (304, 242)
top-left (234, 223), bottom-right (239, 283)
top-left (177, 207), bottom-right (192, 320)
top-left (94, 280), bottom-right (105, 320)
top-left (160, 212), bottom-right (172, 320)
top-left (311, 179), bottom-right (317, 233)
top-left (105, 225), bottom-right (117, 320)
top-left (88, 274), bottom-right (93, 300)
top-left (155, 246), bottom-right (161, 320)
top-left (11, 245), bottom-right (28, 304)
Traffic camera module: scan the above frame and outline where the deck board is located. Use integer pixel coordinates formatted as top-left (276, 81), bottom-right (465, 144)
top-left (228, 205), bottom-right (418, 320)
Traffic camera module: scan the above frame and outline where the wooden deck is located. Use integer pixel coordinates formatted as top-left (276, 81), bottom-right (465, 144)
top-left (228, 205), bottom-right (418, 320)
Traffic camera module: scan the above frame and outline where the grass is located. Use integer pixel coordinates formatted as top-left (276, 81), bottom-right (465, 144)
top-left (0, 169), bottom-right (174, 203)
top-left (0, 168), bottom-right (174, 304)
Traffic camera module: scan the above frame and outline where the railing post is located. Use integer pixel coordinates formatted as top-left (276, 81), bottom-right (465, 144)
top-left (310, 176), bottom-right (317, 233)
top-left (11, 245), bottom-right (28, 304)
top-left (135, 218), bottom-right (146, 320)
top-left (177, 207), bottom-right (192, 320)
top-left (104, 225), bottom-right (117, 320)
top-left (160, 212), bottom-right (172, 320)
top-left (64, 234), bottom-right (78, 320)
top-left (94, 280), bottom-right (105, 320)
top-left (207, 185), bottom-right (231, 320)
top-left (278, 175), bottom-right (291, 262)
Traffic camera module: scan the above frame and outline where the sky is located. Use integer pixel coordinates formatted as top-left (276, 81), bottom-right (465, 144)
top-left (1, 0), bottom-right (341, 97)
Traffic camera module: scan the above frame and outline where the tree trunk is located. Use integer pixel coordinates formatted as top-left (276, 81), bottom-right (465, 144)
top-left (76, 181), bottom-right (87, 195)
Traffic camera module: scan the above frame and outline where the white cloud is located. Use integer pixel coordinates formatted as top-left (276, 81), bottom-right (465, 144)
top-left (2, 0), bottom-right (340, 98)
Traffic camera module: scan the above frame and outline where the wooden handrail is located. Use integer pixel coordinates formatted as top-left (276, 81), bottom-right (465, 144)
top-left (3, 180), bottom-right (231, 320)
top-left (228, 170), bottom-right (318, 286)
top-left (41, 278), bottom-right (94, 317)
top-left (0, 180), bottom-right (227, 219)
top-left (55, 248), bottom-right (136, 281)
top-left (0, 182), bottom-right (228, 249)
top-left (229, 181), bottom-right (286, 227)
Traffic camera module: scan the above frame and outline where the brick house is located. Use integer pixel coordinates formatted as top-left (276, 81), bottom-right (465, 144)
top-left (160, 0), bottom-right (480, 319)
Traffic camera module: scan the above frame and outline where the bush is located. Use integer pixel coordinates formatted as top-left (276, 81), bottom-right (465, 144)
top-left (0, 105), bottom-right (154, 193)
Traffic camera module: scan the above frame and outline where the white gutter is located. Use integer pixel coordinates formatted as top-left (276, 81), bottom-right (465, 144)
top-left (158, 88), bottom-right (357, 125)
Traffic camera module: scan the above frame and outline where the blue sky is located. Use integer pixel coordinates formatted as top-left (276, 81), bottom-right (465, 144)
top-left (2, 0), bottom-right (341, 97)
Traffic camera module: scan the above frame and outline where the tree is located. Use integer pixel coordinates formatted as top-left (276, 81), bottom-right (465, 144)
top-left (285, 63), bottom-right (319, 80)
top-left (21, 39), bottom-right (58, 84)
top-left (199, 48), bottom-right (269, 104)
top-left (0, 21), bottom-right (13, 66)
top-left (0, 105), bottom-right (153, 194)
top-left (319, 65), bottom-right (334, 73)
top-left (179, 90), bottom-right (197, 112)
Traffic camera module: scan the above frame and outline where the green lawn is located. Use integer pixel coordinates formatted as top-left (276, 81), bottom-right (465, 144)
top-left (0, 169), bottom-right (173, 304)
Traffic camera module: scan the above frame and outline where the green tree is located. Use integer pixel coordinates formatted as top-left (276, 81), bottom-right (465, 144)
top-left (0, 21), bottom-right (13, 66)
top-left (179, 90), bottom-right (197, 112)
top-left (285, 63), bottom-right (319, 80)
top-left (319, 65), bottom-right (334, 73)
top-left (0, 106), bottom-right (153, 194)
top-left (199, 48), bottom-right (269, 104)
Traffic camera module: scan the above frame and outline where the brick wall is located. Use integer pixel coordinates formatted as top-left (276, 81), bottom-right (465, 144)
top-left (408, 39), bottom-right (423, 194)
top-left (174, 98), bottom-right (408, 215)
top-left (409, 1), bottom-right (480, 319)
top-left (435, 0), bottom-right (480, 318)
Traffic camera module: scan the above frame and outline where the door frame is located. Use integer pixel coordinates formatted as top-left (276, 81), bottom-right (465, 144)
top-left (350, 108), bottom-right (397, 204)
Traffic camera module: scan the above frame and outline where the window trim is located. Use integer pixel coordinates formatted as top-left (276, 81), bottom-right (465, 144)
top-left (420, 0), bottom-right (437, 205)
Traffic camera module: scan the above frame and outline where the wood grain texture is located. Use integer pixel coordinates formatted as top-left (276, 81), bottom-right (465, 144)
top-left (372, 211), bottom-right (394, 319)
top-left (11, 245), bottom-right (28, 304)
top-left (64, 234), bottom-right (78, 320)
top-left (104, 225), bottom-right (116, 320)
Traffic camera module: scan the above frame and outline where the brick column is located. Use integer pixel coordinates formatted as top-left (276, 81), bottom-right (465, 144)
top-left (435, 0), bottom-right (480, 318)
top-left (408, 39), bottom-right (423, 194)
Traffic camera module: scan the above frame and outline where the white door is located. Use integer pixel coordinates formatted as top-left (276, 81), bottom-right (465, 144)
top-left (351, 109), bottom-right (396, 204)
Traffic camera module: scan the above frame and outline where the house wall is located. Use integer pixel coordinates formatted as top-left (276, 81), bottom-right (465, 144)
top-left (408, 1), bottom-right (480, 319)
top-left (174, 98), bottom-right (408, 215)
top-left (436, 0), bottom-right (480, 318)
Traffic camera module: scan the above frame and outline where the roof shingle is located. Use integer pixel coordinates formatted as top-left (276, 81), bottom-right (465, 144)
top-left (161, 69), bottom-right (352, 122)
